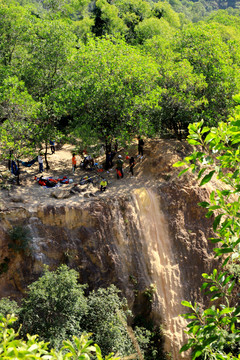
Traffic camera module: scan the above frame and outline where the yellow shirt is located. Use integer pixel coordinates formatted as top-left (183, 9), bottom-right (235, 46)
top-left (100, 180), bottom-right (107, 187)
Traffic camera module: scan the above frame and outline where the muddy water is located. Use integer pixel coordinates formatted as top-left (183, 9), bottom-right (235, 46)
top-left (133, 188), bottom-right (188, 359)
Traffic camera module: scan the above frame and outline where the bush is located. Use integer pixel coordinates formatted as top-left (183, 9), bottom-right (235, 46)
top-left (8, 226), bottom-right (32, 254)
top-left (0, 298), bottom-right (21, 318)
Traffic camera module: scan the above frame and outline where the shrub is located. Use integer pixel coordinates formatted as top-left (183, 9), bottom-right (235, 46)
top-left (8, 225), bottom-right (32, 254)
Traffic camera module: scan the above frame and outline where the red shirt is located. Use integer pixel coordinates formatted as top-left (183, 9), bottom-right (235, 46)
top-left (72, 156), bottom-right (76, 165)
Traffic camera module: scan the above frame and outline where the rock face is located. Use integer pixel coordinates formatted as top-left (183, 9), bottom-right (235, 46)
top-left (0, 140), bottom-right (217, 359)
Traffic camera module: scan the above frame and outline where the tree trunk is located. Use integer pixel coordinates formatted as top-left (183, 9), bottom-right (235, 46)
top-left (17, 160), bottom-right (20, 186)
top-left (8, 150), bottom-right (13, 170)
top-left (45, 143), bottom-right (50, 170)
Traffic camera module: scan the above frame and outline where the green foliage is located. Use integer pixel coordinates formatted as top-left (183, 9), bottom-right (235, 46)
top-left (175, 97), bottom-right (240, 359)
top-left (60, 37), bottom-right (161, 145)
top-left (0, 314), bottom-right (120, 360)
top-left (84, 285), bottom-right (134, 357)
top-left (8, 225), bottom-right (32, 254)
top-left (1, 0), bottom-right (240, 152)
top-left (20, 265), bottom-right (88, 349)
top-left (143, 283), bottom-right (157, 303)
top-left (173, 22), bottom-right (240, 124)
top-left (0, 298), bottom-right (20, 318)
top-left (0, 265), bottom-right (157, 358)
top-left (0, 75), bottom-right (41, 166)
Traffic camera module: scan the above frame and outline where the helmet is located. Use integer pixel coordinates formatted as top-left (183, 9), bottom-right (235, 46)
top-left (118, 155), bottom-right (122, 158)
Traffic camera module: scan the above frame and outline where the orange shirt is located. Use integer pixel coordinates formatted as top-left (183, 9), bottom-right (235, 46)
top-left (72, 156), bottom-right (76, 165)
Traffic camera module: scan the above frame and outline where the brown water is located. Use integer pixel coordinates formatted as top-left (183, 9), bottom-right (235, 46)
top-left (133, 188), bottom-right (188, 359)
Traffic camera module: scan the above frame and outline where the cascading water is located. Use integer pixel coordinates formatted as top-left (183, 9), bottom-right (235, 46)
top-left (27, 215), bottom-right (48, 266)
top-left (133, 188), bottom-right (188, 359)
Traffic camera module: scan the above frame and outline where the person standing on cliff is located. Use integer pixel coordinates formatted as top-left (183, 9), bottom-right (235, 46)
top-left (50, 140), bottom-right (55, 154)
top-left (116, 155), bottom-right (124, 179)
top-left (38, 153), bottom-right (44, 173)
top-left (129, 156), bottom-right (135, 177)
top-left (72, 153), bottom-right (77, 174)
top-left (137, 136), bottom-right (144, 158)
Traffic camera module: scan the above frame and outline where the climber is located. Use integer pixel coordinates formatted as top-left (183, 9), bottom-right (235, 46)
top-left (100, 179), bottom-right (108, 192)
top-left (116, 155), bottom-right (124, 179)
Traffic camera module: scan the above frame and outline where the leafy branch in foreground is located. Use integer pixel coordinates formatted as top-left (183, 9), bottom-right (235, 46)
top-left (0, 314), bottom-right (120, 360)
top-left (174, 95), bottom-right (240, 360)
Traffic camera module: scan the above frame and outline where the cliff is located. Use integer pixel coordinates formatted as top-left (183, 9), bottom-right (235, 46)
top-left (0, 139), bottom-right (217, 359)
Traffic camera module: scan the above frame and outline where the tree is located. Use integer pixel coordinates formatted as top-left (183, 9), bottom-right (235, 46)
top-left (114, 0), bottom-right (151, 43)
top-left (174, 96), bottom-right (240, 359)
top-left (135, 17), bottom-right (176, 44)
top-left (20, 265), bottom-right (88, 349)
top-left (173, 22), bottom-right (240, 125)
top-left (157, 59), bottom-right (208, 138)
top-left (84, 285), bottom-right (134, 357)
top-left (56, 37), bottom-right (162, 149)
top-left (0, 76), bottom-right (40, 184)
top-left (0, 0), bottom-right (30, 67)
top-left (91, 0), bottom-right (126, 38)
top-left (20, 18), bottom-right (77, 100)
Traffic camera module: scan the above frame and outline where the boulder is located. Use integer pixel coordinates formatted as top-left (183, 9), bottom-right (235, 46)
top-left (51, 189), bottom-right (71, 199)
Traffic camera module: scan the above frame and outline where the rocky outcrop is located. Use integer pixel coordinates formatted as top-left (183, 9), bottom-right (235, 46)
top-left (0, 180), bottom-right (216, 359)
top-left (0, 140), bottom-right (218, 359)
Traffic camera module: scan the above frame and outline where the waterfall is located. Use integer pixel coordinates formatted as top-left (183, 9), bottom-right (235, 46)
top-left (133, 188), bottom-right (188, 359)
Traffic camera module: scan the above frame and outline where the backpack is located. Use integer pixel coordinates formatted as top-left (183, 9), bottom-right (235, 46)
top-left (117, 159), bottom-right (123, 167)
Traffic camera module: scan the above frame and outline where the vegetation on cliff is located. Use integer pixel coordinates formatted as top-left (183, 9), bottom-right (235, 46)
top-left (174, 96), bottom-right (240, 359)
top-left (0, 265), bottom-right (162, 359)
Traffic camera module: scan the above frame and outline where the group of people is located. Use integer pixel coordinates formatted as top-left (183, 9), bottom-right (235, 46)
top-left (36, 136), bottom-right (145, 192)
top-left (115, 136), bottom-right (144, 179)
top-left (72, 153), bottom-right (94, 174)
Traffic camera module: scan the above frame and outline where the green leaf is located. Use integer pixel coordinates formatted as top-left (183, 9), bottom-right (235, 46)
top-left (192, 350), bottom-right (202, 360)
top-left (199, 171), bottom-right (215, 186)
top-left (205, 210), bottom-right (214, 218)
top-left (213, 247), bottom-right (233, 255)
top-left (180, 342), bottom-right (194, 353)
top-left (210, 293), bottom-right (222, 301)
top-left (188, 139), bottom-right (202, 146)
top-left (213, 214), bottom-right (223, 231)
top-left (203, 336), bottom-right (218, 346)
top-left (228, 280), bottom-right (235, 294)
top-left (198, 201), bottom-right (209, 208)
top-left (201, 282), bottom-right (209, 290)
top-left (210, 238), bottom-right (222, 244)
top-left (181, 300), bottom-right (193, 308)
top-left (178, 168), bottom-right (189, 177)
top-left (198, 168), bottom-right (207, 179)
top-left (173, 161), bottom-right (186, 167)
